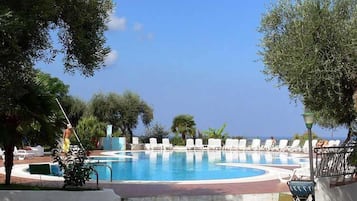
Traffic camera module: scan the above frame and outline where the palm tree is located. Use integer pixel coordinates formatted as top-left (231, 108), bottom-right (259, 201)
top-left (171, 114), bottom-right (196, 141)
top-left (202, 123), bottom-right (228, 139)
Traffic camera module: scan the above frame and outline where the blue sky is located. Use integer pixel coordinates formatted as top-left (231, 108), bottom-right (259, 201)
top-left (38, 0), bottom-right (347, 140)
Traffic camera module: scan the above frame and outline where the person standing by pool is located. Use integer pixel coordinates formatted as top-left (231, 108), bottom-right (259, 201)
top-left (63, 124), bottom-right (72, 153)
top-left (270, 136), bottom-right (277, 147)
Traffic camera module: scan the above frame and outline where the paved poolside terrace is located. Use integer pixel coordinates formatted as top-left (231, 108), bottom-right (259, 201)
top-left (0, 150), bottom-right (303, 200)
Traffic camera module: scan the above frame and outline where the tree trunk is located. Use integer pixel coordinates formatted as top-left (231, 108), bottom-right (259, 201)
top-left (4, 144), bottom-right (14, 185)
top-left (181, 133), bottom-right (186, 141)
top-left (128, 127), bottom-right (133, 144)
top-left (343, 128), bottom-right (353, 145)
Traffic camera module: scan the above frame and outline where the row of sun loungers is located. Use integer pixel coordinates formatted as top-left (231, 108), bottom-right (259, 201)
top-left (145, 138), bottom-right (174, 150)
top-left (0, 145), bottom-right (45, 160)
top-left (137, 137), bottom-right (341, 152)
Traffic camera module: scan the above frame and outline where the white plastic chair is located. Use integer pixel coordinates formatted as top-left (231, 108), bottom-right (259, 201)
top-left (186, 139), bottom-right (195, 150)
top-left (30, 145), bottom-right (44, 156)
top-left (231, 139), bottom-right (239, 150)
top-left (272, 139), bottom-right (289, 152)
top-left (14, 146), bottom-right (34, 160)
top-left (215, 139), bottom-right (222, 150)
top-left (132, 137), bottom-right (139, 144)
top-left (302, 139), bottom-right (318, 153)
top-left (238, 139), bottom-right (247, 150)
top-left (250, 139), bottom-right (261, 151)
top-left (194, 138), bottom-right (204, 150)
top-left (223, 138), bottom-right (234, 150)
top-left (162, 138), bottom-right (173, 150)
top-left (149, 138), bottom-right (162, 150)
top-left (278, 166), bottom-right (312, 183)
top-left (287, 139), bottom-right (301, 152)
top-left (261, 139), bottom-right (273, 151)
top-left (207, 138), bottom-right (216, 150)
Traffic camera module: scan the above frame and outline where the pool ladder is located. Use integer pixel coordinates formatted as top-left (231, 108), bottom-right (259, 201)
top-left (91, 162), bottom-right (113, 184)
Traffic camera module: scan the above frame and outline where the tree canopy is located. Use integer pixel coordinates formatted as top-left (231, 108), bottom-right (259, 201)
top-left (202, 123), bottom-right (229, 140)
top-left (0, 0), bottom-right (113, 184)
top-left (0, 0), bottom-right (112, 76)
top-left (88, 91), bottom-right (154, 143)
top-left (76, 115), bottom-right (106, 150)
top-left (171, 114), bottom-right (196, 140)
top-left (259, 0), bottom-right (357, 137)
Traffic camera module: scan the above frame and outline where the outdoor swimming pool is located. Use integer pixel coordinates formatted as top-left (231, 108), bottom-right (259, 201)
top-left (89, 151), bottom-right (305, 182)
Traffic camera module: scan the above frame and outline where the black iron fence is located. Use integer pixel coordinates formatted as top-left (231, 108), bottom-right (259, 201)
top-left (314, 145), bottom-right (357, 178)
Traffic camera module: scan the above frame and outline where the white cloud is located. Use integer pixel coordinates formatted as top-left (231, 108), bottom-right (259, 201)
top-left (104, 50), bottom-right (118, 66)
top-left (107, 14), bottom-right (126, 31)
top-left (133, 23), bottom-right (143, 32)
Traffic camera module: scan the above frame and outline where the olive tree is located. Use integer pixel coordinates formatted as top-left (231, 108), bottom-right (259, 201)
top-left (88, 91), bottom-right (154, 143)
top-left (259, 0), bottom-right (357, 141)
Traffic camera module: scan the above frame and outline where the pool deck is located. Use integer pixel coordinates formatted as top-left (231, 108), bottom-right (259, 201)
top-left (0, 150), bottom-right (299, 199)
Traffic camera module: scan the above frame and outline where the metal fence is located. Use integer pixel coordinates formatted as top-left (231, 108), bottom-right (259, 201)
top-left (314, 145), bottom-right (357, 178)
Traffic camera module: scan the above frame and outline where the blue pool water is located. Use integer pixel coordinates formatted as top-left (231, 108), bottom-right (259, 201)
top-left (89, 151), bottom-right (305, 182)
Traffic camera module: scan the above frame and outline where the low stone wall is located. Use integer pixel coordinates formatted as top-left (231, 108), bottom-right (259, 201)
top-left (0, 188), bottom-right (120, 201)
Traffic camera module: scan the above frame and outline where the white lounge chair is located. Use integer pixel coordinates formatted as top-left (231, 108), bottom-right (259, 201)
top-left (131, 137), bottom-right (141, 150)
top-left (271, 139), bottom-right (289, 152)
top-left (14, 146), bottom-right (34, 160)
top-left (231, 139), bottom-right (239, 150)
top-left (194, 138), bottom-right (204, 150)
top-left (238, 139), bottom-right (247, 150)
top-left (162, 138), bottom-right (173, 150)
top-left (29, 145), bottom-right (44, 157)
top-left (214, 139), bottom-right (222, 150)
top-left (302, 139), bottom-right (318, 153)
top-left (261, 139), bottom-right (273, 151)
top-left (287, 139), bottom-right (301, 152)
top-left (327, 139), bottom-right (340, 147)
top-left (334, 140), bottom-right (341, 146)
top-left (132, 137), bottom-right (139, 145)
top-left (186, 139), bottom-right (195, 150)
top-left (149, 138), bottom-right (162, 150)
top-left (208, 138), bottom-right (222, 150)
top-left (250, 139), bottom-right (261, 151)
top-left (278, 166), bottom-right (312, 183)
top-left (207, 138), bottom-right (216, 150)
top-left (223, 138), bottom-right (234, 150)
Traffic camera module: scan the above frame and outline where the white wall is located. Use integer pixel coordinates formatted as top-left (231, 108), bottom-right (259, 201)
top-left (316, 177), bottom-right (357, 201)
top-left (0, 188), bottom-right (120, 201)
